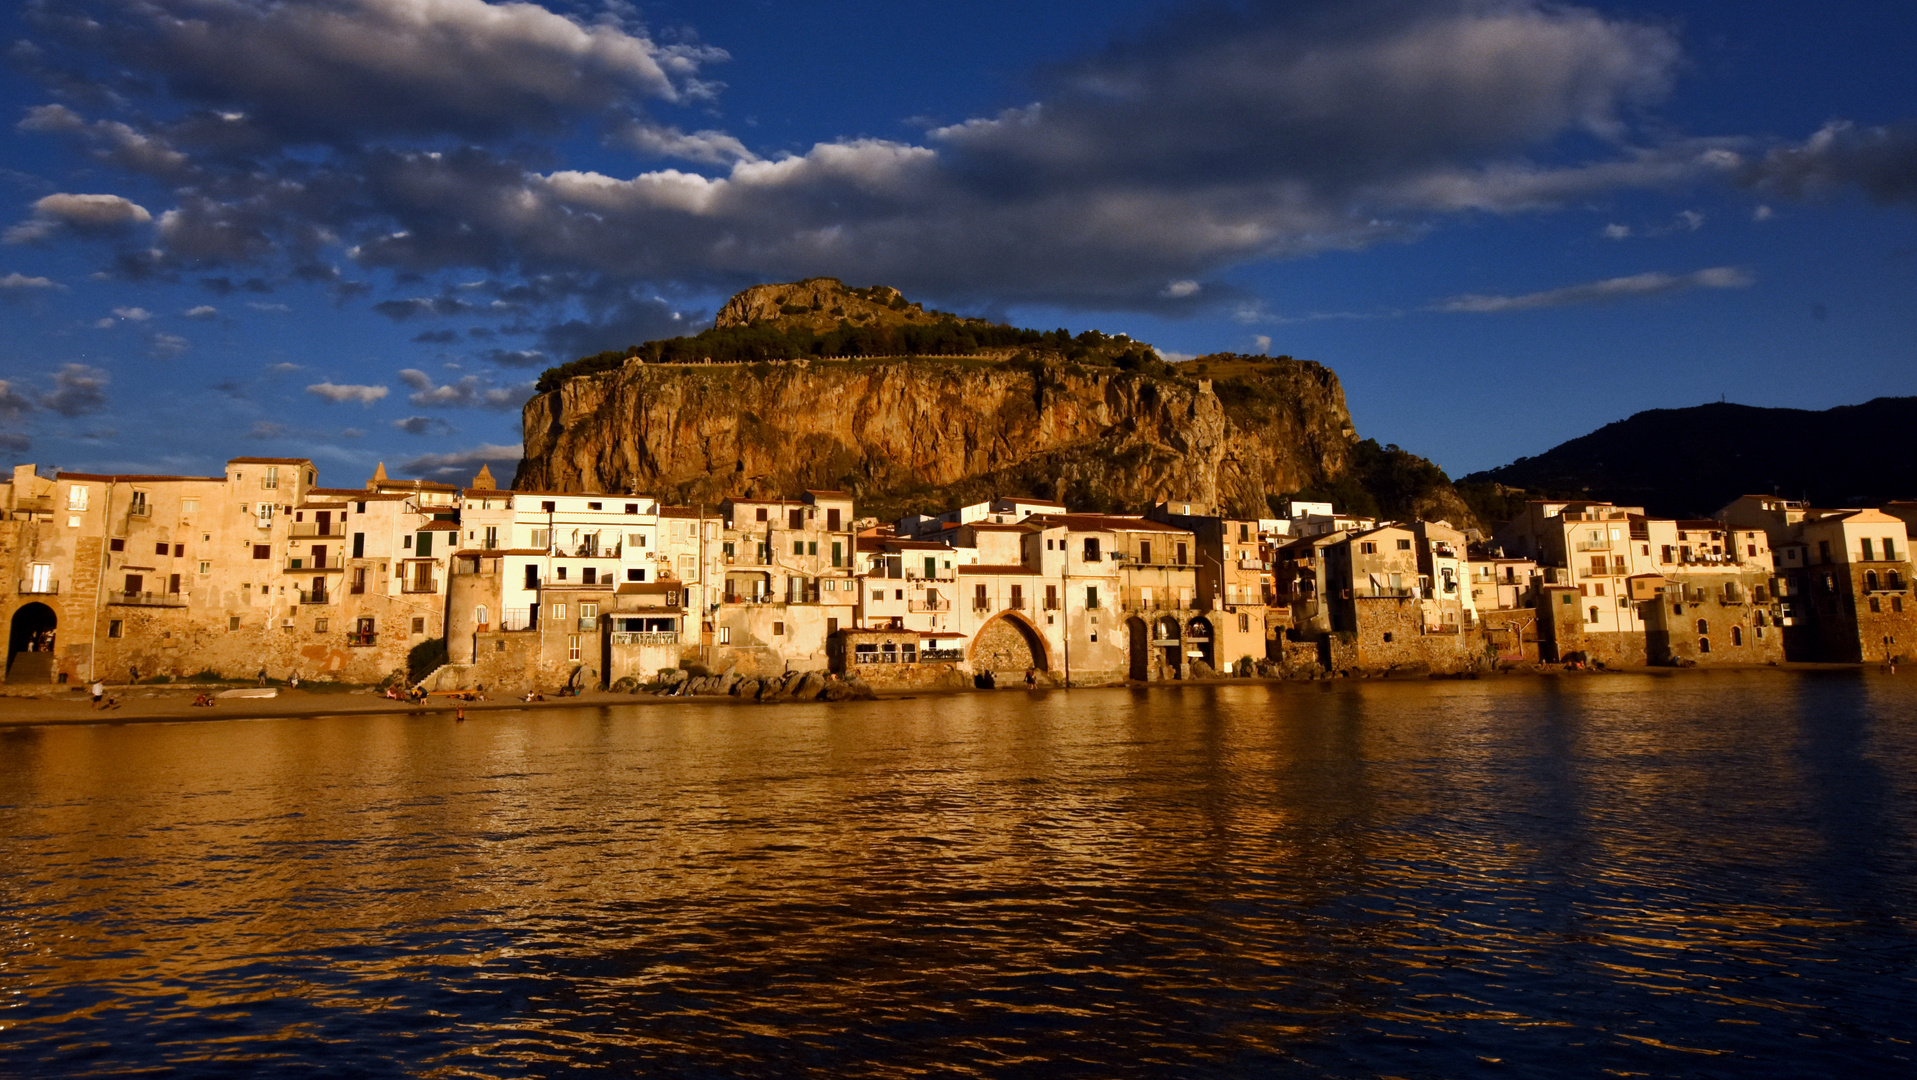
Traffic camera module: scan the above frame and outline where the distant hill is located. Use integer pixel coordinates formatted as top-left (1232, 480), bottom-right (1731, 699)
top-left (1463, 397), bottom-right (1917, 518)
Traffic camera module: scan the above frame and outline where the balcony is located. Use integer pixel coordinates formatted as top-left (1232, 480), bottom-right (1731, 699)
top-left (400, 578), bottom-right (438, 594)
top-left (570, 543), bottom-right (623, 558)
top-left (18, 579), bottom-right (58, 595)
top-left (921, 648), bottom-right (963, 662)
top-left (908, 598), bottom-right (950, 612)
top-left (346, 632), bottom-right (377, 647)
top-left (291, 521), bottom-right (347, 538)
top-left (285, 555), bottom-right (345, 572)
top-left (298, 589), bottom-right (333, 605)
top-left (610, 631), bottom-right (679, 646)
top-left (1574, 540), bottom-right (1613, 552)
top-left (577, 616), bottom-right (600, 632)
top-left (501, 609), bottom-right (533, 632)
top-left (108, 590), bottom-right (186, 607)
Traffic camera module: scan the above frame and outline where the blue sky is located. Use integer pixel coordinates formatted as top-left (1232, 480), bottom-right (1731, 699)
top-left (2, 0), bottom-right (1913, 487)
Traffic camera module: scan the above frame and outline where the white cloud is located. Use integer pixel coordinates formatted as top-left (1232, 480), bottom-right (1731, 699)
top-left (113, 306), bottom-right (152, 321)
top-left (184, 304), bottom-right (219, 318)
top-left (1676, 209), bottom-right (1705, 231)
top-left (149, 332), bottom-right (191, 358)
top-left (1162, 280), bottom-right (1201, 298)
top-left (5, 193), bottom-right (152, 244)
top-left (304, 381), bottom-right (390, 405)
top-left (1753, 204), bottom-right (1774, 221)
top-left (1435, 266), bottom-right (1754, 313)
top-left (1602, 223), bottom-right (1632, 239)
top-left (1252, 335), bottom-right (1272, 353)
top-left (396, 368), bottom-right (527, 409)
top-left (0, 272), bottom-right (62, 290)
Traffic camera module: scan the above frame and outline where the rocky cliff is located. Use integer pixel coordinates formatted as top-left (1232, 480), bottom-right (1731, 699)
top-left (713, 277), bottom-right (982, 335)
top-left (517, 353), bottom-right (1475, 525)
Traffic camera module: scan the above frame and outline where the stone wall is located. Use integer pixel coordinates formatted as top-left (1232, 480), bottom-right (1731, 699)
top-left (1645, 594), bottom-right (1786, 665)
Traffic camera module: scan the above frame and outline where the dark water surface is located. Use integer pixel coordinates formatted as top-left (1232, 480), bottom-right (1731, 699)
top-left (3, 672), bottom-right (1915, 1078)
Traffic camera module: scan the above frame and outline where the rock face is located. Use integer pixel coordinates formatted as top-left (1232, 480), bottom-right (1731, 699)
top-left (713, 278), bottom-right (982, 336)
top-left (514, 354), bottom-right (1366, 521)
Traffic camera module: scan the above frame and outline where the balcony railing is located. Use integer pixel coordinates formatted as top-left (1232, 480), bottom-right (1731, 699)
top-left (1574, 540), bottom-right (1613, 551)
top-left (501, 609), bottom-right (533, 631)
top-left (18, 579), bottom-right (58, 595)
top-left (285, 555), bottom-right (345, 571)
top-left (107, 590), bottom-right (185, 606)
top-left (401, 578), bottom-right (438, 594)
top-left (610, 631), bottom-right (679, 646)
top-left (571, 543), bottom-right (622, 558)
top-left (346, 632), bottom-right (377, 647)
top-left (291, 522), bottom-right (347, 538)
top-left (908, 599), bottom-right (950, 612)
top-left (298, 589), bottom-right (332, 605)
top-left (577, 616), bottom-right (599, 632)
top-left (921, 648), bottom-right (963, 662)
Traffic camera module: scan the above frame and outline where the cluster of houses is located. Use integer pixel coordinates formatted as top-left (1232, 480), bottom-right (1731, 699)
top-left (4, 455), bottom-right (1914, 692)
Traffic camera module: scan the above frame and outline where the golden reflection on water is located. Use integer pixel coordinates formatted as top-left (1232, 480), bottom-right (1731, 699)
top-left (3, 671), bottom-right (1915, 1077)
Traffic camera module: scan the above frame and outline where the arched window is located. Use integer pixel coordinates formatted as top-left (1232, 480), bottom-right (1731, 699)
top-left (1699, 637), bottom-right (1711, 654)
top-left (476, 604), bottom-right (490, 628)
top-left (1755, 611), bottom-right (1767, 627)
top-left (1866, 570), bottom-right (1879, 592)
top-left (1891, 571), bottom-right (1905, 590)
top-left (1697, 618), bottom-right (1709, 635)
top-left (1731, 626), bottom-right (1743, 646)
top-left (1589, 606), bottom-right (1600, 624)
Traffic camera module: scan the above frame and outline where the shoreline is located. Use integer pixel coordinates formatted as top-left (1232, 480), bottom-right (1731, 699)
top-left (0, 661), bottom-right (1892, 729)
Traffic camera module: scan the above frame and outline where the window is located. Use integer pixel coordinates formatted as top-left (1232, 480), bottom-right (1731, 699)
top-left (587, 501), bottom-right (602, 510)
top-left (1895, 597), bottom-right (1905, 613)
top-left (110, 538), bottom-right (125, 552)
top-left (1083, 538), bottom-right (1101, 561)
top-left (198, 561), bottom-right (210, 575)
top-left (789, 509), bottom-right (805, 530)
top-left (108, 620), bottom-right (122, 639)
top-left (627, 569), bottom-right (644, 582)
top-left (124, 573), bottom-right (143, 595)
top-left (719, 627), bottom-right (731, 644)
top-left (1086, 586), bottom-right (1100, 610)
top-left (1589, 606), bottom-right (1600, 623)
top-left (549, 604), bottom-right (565, 621)
top-left (1140, 541), bottom-right (1153, 564)
top-left (1360, 541), bottom-right (1377, 555)
top-left (1870, 597), bottom-right (1882, 613)
top-left (827, 508), bottom-right (841, 531)
top-left (1045, 584), bottom-right (1058, 610)
top-left (174, 543), bottom-right (184, 557)
top-left (1382, 632), bottom-right (1394, 643)
top-left (315, 618), bottom-right (329, 633)
top-left (808, 541), bottom-right (818, 556)
top-left (1238, 613), bottom-right (1250, 632)
top-left (412, 617), bottom-right (426, 634)
top-left (773, 621), bottom-right (785, 636)
top-left (542, 500), bottom-right (556, 512)
top-left (1732, 626), bottom-right (1743, 646)
top-left (793, 541), bottom-right (805, 556)
top-left (67, 485), bottom-right (88, 510)
top-left (1863, 538), bottom-right (1876, 561)
top-left (582, 567), bottom-right (597, 586)
top-left (1887, 538), bottom-right (1900, 560)
top-left (129, 492), bottom-right (149, 516)
top-left (476, 605), bottom-right (490, 628)
top-left (157, 541), bottom-right (169, 556)
top-left (181, 498), bottom-right (199, 514)
top-left (168, 574), bottom-right (180, 594)
top-left (756, 507), bottom-right (768, 522)
top-left (229, 616), bottom-right (241, 632)
top-left (580, 603), bottom-right (598, 626)
top-left (403, 534), bottom-right (413, 549)
top-left (556, 566), bottom-right (569, 581)
top-left (1396, 538), bottom-right (1411, 550)
top-left (567, 634), bottom-right (581, 661)
top-left (974, 583), bottom-right (989, 610)
top-left (1562, 593), bottom-right (1574, 605)
top-left (263, 466), bottom-right (279, 489)
top-left (626, 503), bottom-right (639, 514)
top-left (1697, 619), bottom-right (1709, 635)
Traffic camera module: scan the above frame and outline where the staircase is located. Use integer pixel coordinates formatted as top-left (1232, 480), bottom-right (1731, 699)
top-left (4, 651), bottom-right (56, 685)
top-left (413, 663), bottom-right (475, 692)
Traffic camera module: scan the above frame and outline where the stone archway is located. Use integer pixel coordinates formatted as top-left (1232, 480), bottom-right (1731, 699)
top-left (6, 602), bottom-right (57, 684)
top-left (1187, 616), bottom-right (1215, 669)
top-left (969, 612), bottom-right (1049, 675)
top-left (1154, 615), bottom-right (1183, 678)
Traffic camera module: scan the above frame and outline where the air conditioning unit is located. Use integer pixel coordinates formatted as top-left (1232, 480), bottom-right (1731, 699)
top-left (281, 618), bottom-right (294, 628)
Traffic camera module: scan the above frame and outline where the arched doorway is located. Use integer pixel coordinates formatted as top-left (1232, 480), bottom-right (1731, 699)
top-left (969, 612), bottom-right (1048, 676)
top-left (1127, 616), bottom-right (1149, 681)
top-left (1187, 616), bottom-right (1214, 670)
top-left (1154, 616), bottom-right (1182, 678)
top-left (6, 602), bottom-right (58, 684)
